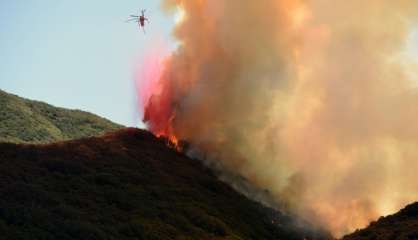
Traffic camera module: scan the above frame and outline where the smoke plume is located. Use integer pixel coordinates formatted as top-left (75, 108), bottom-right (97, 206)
top-left (140, 0), bottom-right (418, 236)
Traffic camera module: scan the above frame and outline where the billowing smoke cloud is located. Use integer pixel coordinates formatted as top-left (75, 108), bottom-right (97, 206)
top-left (140, 0), bottom-right (418, 236)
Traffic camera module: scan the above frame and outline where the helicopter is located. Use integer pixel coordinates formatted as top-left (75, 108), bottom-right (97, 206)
top-left (126, 9), bottom-right (149, 33)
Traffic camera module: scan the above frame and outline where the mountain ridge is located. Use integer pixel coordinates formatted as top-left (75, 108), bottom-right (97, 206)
top-left (0, 127), bottom-right (331, 240)
top-left (0, 89), bottom-right (122, 143)
top-left (3, 89), bottom-right (417, 239)
top-left (342, 202), bottom-right (418, 240)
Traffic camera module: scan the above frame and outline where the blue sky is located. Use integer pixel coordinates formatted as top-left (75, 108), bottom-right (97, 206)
top-left (0, 1), bottom-right (176, 127)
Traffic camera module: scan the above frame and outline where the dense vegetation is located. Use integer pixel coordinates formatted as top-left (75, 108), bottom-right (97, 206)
top-left (0, 89), bottom-right (121, 143)
top-left (343, 202), bottom-right (418, 240)
top-left (0, 128), bottom-right (330, 240)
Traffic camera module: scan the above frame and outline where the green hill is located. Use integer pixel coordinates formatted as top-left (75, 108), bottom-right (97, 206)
top-left (0, 89), bottom-right (122, 143)
top-left (0, 128), bottom-right (330, 240)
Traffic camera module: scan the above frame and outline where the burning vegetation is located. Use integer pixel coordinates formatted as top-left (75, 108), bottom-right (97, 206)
top-left (138, 0), bottom-right (418, 237)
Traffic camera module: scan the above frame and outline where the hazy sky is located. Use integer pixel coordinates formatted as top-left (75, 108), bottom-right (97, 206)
top-left (0, 1), bottom-right (176, 126)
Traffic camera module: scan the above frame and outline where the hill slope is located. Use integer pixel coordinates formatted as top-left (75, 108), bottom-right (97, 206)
top-left (0, 89), bottom-right (122, 143)
top-left (343, 202), bottom-right (418, 240)
top-left (0, 128), bottom-right (330, 240)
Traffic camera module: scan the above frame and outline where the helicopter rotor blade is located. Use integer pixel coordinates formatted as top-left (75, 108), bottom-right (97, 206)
top-left (126, 18), bottom-right (139, 22)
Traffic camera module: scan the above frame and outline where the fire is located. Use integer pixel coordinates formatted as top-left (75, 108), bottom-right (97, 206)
top-left (157, 132), bottom-right (181, 151)
top-left (154, 112), bottom-right (182, 151)
top-left (135, 45), bottom-right (182, 151)
top-left (138, 0), bottom-right (418, 237)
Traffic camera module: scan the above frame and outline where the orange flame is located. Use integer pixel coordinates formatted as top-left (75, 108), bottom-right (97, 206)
top-left (155, 113), bottom-right (182, 151)
top-left (135, 48), bottom-right (182, 151)
top-left (157, 132), bottom-right (181, 151)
